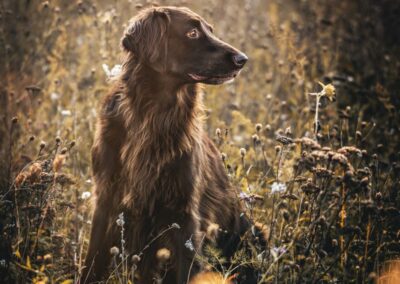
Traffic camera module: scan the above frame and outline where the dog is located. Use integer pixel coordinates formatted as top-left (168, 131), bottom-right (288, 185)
top-left (81, 6), bottom-right (259, 284)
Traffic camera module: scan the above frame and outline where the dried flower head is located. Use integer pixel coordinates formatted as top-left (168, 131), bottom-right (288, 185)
top-left (110, 246), bottom-right (119, 256)
top-left (255, 123), bottom-right (262, 132)
top-left (53, 154), bottom-right (66, 173)
top-left (171, 223), bottom-right (180, 229)
top-left (156, 248), bottom-right (171, 263)
top-left (131, 254), bottom-right (141, 264)
top-left (317, 81), bottom-right (336, 101)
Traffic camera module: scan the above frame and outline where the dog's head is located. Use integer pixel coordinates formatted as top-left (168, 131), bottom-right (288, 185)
top-left (121, 6), bottom-right (248, 85)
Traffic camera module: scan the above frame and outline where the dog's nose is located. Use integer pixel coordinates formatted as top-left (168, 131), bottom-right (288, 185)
top-left (232, 52), bottom-right (248, 67)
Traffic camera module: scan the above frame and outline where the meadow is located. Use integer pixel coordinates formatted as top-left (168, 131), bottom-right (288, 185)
top-left (1, 0), bottom-right (399, 283)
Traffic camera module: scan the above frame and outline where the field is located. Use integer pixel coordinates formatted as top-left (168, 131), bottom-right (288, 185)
top-left (1, 0), bottom-right (400, 283)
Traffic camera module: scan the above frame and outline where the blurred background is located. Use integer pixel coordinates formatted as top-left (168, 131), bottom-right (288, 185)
top-left (1, 0), bottom-right (400, 283)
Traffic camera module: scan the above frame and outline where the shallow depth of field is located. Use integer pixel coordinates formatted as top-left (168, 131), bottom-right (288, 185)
top-left (1, 0), bottom-right (400, 283)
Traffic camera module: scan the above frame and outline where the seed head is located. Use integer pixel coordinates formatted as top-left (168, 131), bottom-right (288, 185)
top-left (131, 254), bottom-right (141, 264)
top-left (40, 141), bottom-right (46, 150)
top-left (171, 223), bottom-right (180, 229)
top-left (240, 148), bottom-right (246, 157)
top-left (110, 246), bottom-right (119, 256)
top-left (156, 248), bottom-right (171, 263)
top-left (255, 123), bottom-right (262, 132)
top-left (252, 134), bottom-right (260, 145)
top-left (221, 152), bottom-right (227, 162)
top-left (69, 140), bottom-right (76, 148)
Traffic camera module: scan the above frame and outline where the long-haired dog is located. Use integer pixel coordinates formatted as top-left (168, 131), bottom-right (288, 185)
top-left (81, 6), bottom-right (264, 284)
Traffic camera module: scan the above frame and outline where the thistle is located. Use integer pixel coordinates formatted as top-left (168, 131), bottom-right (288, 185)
top-left (309, 81), bottom-right (336, 140)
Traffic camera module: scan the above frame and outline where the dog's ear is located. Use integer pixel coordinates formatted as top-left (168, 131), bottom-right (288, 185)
top-left (121, 8), bottom-right (170, 72)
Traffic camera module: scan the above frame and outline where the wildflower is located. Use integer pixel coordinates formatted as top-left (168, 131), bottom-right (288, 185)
top-left (53, 154), bottom-right (66, 173)
top-left (69, 140), bottom-right (76, 148)
top-left (317, 81), bottom-right (336, 101)
top-left (40, 141), bottom-right (46, 150)
top-left (61, 110), bottom-right (72, 116)
top-left (116, 213), bottom-right (125, 226)
top-left (110, 246), bottom-right (119, 256)
top-left (131, 254), bottom-right (141, 264)
top-left (271, 182), bottom-right (287, 194)
top-left (55, 173), bottom-right (75, 186)
top-left (171, 223), bottom-right (180, 229)
top-left (276, 134), bottom-right (293, 145)
top-left (239, 192), bottom-right (263, 203)
top-left (270, 246), bottom-right (287, 260)
top-left (14, 172), bottom-right (27, 188)
top-left (81, 191), bottom-right (91, 200)
top-left (295, 137), bottom-right (321, 149)
top-left (252, 134), bottom-right (260, 146)
top-left (27, 162), bottom-right (42, 183)
top-left (50, 92), bottom-right (60, 101)
top-left (255, 123), bottom-right (262, 132)
top-left (185, 238), bottom-right (194, 251)
top-left (337, 146), bottom-right (362, 157)
top-left (102, 63), bottom-right (122, 79)
top-left (156, 248), bottom-right (171, 263)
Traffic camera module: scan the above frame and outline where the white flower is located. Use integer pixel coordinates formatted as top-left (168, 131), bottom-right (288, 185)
top-left (102, 63), bottom-right (122, 79)
top-left (116, 213), bottom-right (125, 226)
top-left (270, 246), bottom-right (287, 260)
top-left (185, 239), bottom-right (194, 251)
top-left (60, 110), bottom-right (72, 117)
top-left (50, 92), bottom-right (60, 101)
top-left (81, 191), bottom-right (91, 200)
top-left (271, 182), bottom-right (287, 193)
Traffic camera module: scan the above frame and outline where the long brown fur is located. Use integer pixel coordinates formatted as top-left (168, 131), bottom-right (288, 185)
top-left (82, 7), bottom-right (247, 284)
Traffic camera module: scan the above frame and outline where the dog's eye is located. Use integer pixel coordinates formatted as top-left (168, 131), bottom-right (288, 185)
top-left (186, 28), bottom-right (199, 39)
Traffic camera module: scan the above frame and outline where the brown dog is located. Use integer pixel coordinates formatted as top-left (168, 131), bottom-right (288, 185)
top-left (82, 6), bottom-right (250, 284)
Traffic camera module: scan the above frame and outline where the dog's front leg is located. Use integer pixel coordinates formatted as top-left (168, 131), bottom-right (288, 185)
top-left (80, 202), bottom-right (114, 284)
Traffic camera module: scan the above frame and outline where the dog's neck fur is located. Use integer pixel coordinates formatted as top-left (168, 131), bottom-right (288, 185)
top-left (116, 55), bottom-right (204, 214)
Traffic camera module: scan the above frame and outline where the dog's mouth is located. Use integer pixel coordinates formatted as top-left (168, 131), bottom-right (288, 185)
top-left (188, 71), bottom-right (240, 84)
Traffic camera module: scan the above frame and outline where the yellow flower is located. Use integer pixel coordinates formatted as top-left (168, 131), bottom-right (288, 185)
top-left (318, 81), bottom-right (336, 101)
